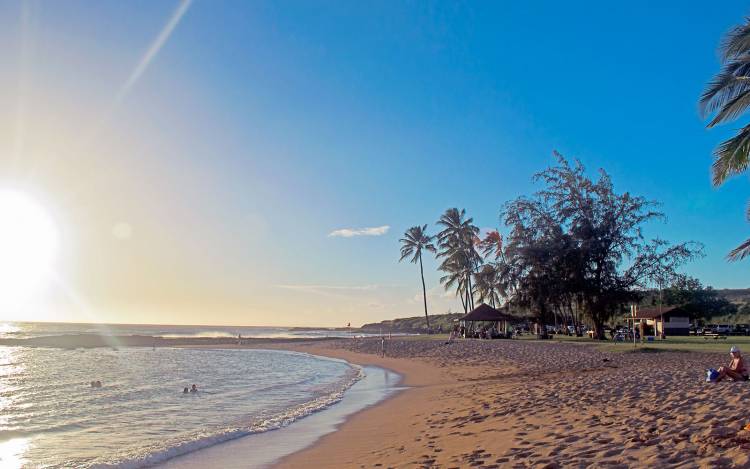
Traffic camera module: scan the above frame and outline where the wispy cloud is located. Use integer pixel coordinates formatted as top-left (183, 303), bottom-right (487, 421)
top-left (115, 0), bottom-right (192, 104)
top-left (328, 225), bottom-right (390, 238)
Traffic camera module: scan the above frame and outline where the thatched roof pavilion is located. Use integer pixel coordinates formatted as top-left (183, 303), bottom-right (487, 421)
top-left (460, 303), bottom-right (517, 323)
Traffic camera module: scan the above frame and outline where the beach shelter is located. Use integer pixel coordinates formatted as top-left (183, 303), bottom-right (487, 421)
top-left (460, 303), bottom-right (516, 337)
top-left (625, 305), bottom-right (689, 339)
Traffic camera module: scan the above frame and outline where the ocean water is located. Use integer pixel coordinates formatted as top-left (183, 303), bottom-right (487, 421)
top-left (0, 346), bottom-right (361, 468)
top-left (0, 321), bottom-right (367, 340)
top-left (158, 365), bottom-right (403, 469)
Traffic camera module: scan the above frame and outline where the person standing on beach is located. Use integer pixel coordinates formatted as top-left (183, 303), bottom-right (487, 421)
top-left (380, 335), bottom-right (386, 357)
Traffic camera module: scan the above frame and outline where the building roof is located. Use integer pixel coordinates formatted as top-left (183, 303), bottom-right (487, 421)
top-left (628, 305), bottom-right (683, 319)
top-left (460, 303), bottom-right (517, 322)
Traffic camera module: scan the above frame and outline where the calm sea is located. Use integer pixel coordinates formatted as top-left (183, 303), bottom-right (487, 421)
top-left (0, 321), bottom-right (365, 340)
top-left (0, 322), bottom-right (367, 468)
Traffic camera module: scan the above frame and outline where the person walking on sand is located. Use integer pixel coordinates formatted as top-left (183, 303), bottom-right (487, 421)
top-left (716, 346), bottom-right (749, 382)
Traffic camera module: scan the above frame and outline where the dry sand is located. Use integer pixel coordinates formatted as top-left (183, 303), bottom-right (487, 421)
top-left (271, 338), bottom-right (750, 469)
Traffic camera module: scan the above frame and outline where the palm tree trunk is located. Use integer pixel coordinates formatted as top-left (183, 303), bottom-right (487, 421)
top-left (419, 256), bottom-right (431, 330)
top-left (468, 275), bottom-right (475, 310)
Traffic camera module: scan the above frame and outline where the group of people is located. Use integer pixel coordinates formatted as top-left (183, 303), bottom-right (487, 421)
top-left (182, 384), bottom-right (199, 394)
top-left (449, 324), bottom-right (510, 340)
top-left (90, 380), bottom-right (203, 392)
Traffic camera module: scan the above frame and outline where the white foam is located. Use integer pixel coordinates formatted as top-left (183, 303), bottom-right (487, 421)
top-left (91, 365), bottom-right (364, 469)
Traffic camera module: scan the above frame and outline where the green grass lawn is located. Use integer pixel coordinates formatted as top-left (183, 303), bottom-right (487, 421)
top-left (402, 332), bottom-right (747, 354)
top-left (546, 333), bottom-right (750, 353)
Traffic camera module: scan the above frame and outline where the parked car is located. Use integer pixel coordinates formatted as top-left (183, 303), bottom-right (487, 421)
top-left (733, 324), bottom-right (750, 336)
top-left (715, 324), bottom-right (732, 334)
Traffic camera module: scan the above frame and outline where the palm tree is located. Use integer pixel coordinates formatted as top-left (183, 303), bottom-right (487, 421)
top-left (474, 264), bottom-right (501, 308)
top-left (700, 18), bottom-right (750, 260)
top-left (399, 225), bottom-right (436, 329)
top-left (480, 230), bottom-right (504, 260)
top-left (438, 251), bottom-right (472, 312)
top-left (436, 208), bottom-right (481, 312)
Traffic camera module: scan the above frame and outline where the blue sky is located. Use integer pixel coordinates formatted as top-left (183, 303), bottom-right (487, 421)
top-left (0, 0), bottom-right (747, 326)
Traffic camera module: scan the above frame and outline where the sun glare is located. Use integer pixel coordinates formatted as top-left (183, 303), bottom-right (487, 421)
top-left (0, 191), bottom-right (58, 309)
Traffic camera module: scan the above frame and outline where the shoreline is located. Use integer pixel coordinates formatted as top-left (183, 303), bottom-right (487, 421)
top-left (155, 349), bottom-right (403, 469)
top-left (269, 342), bottom-right (456, 468)
top-left (168, 340), bottom-right (459, 468)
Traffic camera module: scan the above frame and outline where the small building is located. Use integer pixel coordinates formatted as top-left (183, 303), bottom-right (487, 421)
top-left (628, 305), bottom-right (690, 337)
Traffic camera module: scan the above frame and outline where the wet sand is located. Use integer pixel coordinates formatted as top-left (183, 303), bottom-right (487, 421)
top-left (272, 338), bottom-right (750, 468)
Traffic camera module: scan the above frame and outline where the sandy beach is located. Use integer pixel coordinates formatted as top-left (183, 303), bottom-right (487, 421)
top-left (267, 337), bottom-right (750, 469)
top-left (12, 333), bottom-right (750, 467)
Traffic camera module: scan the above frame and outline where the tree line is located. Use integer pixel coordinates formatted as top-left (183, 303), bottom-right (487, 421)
top-left (400, 154), bottom-right (702, 340)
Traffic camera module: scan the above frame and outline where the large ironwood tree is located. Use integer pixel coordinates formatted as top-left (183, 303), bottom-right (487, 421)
top-left (499, 153), bottom-right (702, 339)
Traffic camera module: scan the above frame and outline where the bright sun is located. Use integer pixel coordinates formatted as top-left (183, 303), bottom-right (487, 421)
top-left (0, 191), bottom-right (58, 309)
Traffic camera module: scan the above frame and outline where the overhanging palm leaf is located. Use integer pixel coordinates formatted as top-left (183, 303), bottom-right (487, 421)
top-left (712, 123), bottom-right (750, 186)
top-left (702, 17), bottom-right (750, 261)
top-left (727, 204), bottom-right (750, 261)
top-left (727, 238), bottom-right (750, 261)
top-left (708, 91), bottom-right (750, 128)
top-left (700, 57), bottom-right (750, 118)
top-left (720, 20), bottom-right (750, 61)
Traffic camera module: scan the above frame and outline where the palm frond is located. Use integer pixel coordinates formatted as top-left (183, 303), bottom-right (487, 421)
top-left (399, 245), bottom-right (415, 262)
top-left (700, 64), bottom-right (750, 119)
top-left (712, 123), bottom-right (750, 186)
top-left (727, 236), bottom-right (750, 261)
top-left (721, 20), bottom-right (750, 61)
top-left (708, 89), bottom-right (750, 127)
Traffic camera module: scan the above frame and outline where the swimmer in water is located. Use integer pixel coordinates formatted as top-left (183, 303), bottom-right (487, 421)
top-left (183, 387), bottom-right (189, 394)
top-left (190, 384), bottom-right (198, 393)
